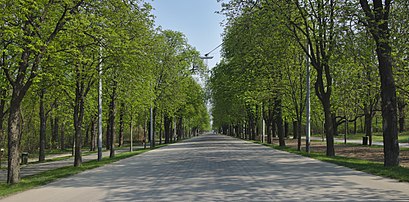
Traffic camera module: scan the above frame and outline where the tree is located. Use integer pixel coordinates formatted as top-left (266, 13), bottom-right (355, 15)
top-left (359, 0), bottom-right (400, 166)
top-left (1, 0), bottom-right (84, 184)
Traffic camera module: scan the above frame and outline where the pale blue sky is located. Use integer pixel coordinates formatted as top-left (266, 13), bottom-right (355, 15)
top-left (150, 0), bottom-right (224, 69)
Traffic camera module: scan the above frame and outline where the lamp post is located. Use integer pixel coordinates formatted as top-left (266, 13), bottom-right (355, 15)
top-left (98, 45), bottom-right (103, 161)
top-left (306, 43), bottom-right (311, 154)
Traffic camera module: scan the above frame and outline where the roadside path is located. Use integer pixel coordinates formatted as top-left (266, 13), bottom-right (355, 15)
top-left (2, 134), bottom-right (409, 201)
top-left (0, 147), bottom-right (140, 182)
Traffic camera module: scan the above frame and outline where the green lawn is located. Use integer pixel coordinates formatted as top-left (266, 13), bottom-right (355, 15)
top-left (313, 132), bottom-right (409, 143)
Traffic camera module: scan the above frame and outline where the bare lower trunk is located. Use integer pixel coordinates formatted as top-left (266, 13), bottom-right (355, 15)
top-left (39, 88), bottom-right (46, 162)
top-left (377, 44), bottom-right (399, 166)
top-left (323, 100), bottom-right (335, 156)
top-left (276, 99), bottom-right (285, 147)
top-left (109, 84), bottom-right (116, 158)
top-left (61, 122), bottom-right (65, 151)
top-left (164, 114), bottom-right (171, 144)
top-left (118, 102), bottom-right (124, 147)
top-left (7, 101), bottom-right (22, 184)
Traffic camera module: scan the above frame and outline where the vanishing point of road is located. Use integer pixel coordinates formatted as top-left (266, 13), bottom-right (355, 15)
top-left (2, 134), bottom-right (409, 201)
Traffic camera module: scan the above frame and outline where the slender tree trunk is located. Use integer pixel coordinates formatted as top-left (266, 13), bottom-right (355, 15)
top-left (364, 112), bottom-right (373, 146)
top-left (52, 116), bottom-right (59, 149)
top-left (39, 88), bottom-right (46, 162)
top-left (275, 98), bottom-right (285, 147)
top-left (164, 114), bottom-right (171, 144)
top-left (73, 82), bottom-right (85, 167)
top-left (118, 102), bottom-right (125, 147)
top-left (398, 99), bottom-right (405, 133)
top-left (293, 121), bottom-right (297, 139)
top-left (297, 120), bottom-right (302, 151)
top-left (60, 122), bottom-right (65, 151)
top-left (109, 82), bottom-right (117, 158)
top-left (106, 121), bottom-right (111, 150)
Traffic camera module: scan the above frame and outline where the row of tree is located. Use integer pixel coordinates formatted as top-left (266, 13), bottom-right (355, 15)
top-left (210, 0), bottom-right (408, 166)
top-left (1, 0), bottom-right (210, 184)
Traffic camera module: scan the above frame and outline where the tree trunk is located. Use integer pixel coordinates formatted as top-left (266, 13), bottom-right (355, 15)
top-left (109, 82), bottom-right (117, 158)
top-left (360, 0), bottom-right (399, 167)
top-left (297, 120), bottom-right (302, 151)
top-left (118, 102), bottom-right (125, 147)
top-left (398, 98), bottom-right (405, 133)
top-left (364, 112), bottom-right (373, 146)
top-left (323, 99), bottom-right (335, 156)
top-left (275, 98), bottom-right (285, 147)
top-left (7, 96), bottom-right (23, 184)
top-left (60, 122), bottom-right (65, 151)
top-left (39, 88), bottom-right (46, 162)
top-left (73, 83), bottom-right (84, 167)
top-left (284, 121), bottom-right (289, 138)
top-left (177, 116), bottom-right (183, 140)
top-left (106, 121), bottom-right (110, 150)
top-left (164, 114), bottom-right (171, 144)
top-left (292, 121), bottom-right (297, 139)
top-left (377, 43), bottom-right (399, 166)
top-left (52, 116), bottom-right (59, 149)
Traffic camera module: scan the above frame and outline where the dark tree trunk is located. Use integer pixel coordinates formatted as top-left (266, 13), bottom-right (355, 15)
top-left (118, 102), bottom-right (125, 147)
top-left (275, 98), bottom-right (285, 147)
top-left (353, 119), bottom-right (357, 134)
top-left (398, 98), bottom-right (405, 133)
top-left (360, 0), bottom-right (399, 167)
top-left (267, 120), bottom-right (272, 144)
top-left (293, 121), bottom-right (297, 139)
top-left (177, 116), bottom-right (183, 140)
top-left (52, 116), bottom-right (59, 149)
top-left (109, 82), bottom-right (117, 158)
top-left (323, 99), bottom-right (335, 156)
top-left (60, 122), bottom-right (65, 151)
top-left (152, 107), bottom-right (156, 147)
top-left (39, 88), bottom-right (46, 162)
top-left (364, 112), bottom-right (373, 146)
top-left (272, 118), bottom-right (276, 138)
top-left (164, 114), bottom-right (171, 144)
top-left (297, 120), bottom-right (302, 151)
top-left (332, 113), bottom-right (338, 136)
top-left (284, 121), bottom-right (289, 138)
top-left (73, 79), bottom-right (85, 167)
top-left (106, 121), bottom-right (110, 150)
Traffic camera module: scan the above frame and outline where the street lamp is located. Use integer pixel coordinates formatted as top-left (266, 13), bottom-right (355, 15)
top-left (98, 45), bottom-right (103, 161)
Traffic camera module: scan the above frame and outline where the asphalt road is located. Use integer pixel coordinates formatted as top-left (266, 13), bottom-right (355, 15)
top-left (2, 134), bottom-right (409, 201)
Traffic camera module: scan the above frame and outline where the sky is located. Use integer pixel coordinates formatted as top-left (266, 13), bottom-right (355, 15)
top-left (149, 0), bottom-right (225, 70)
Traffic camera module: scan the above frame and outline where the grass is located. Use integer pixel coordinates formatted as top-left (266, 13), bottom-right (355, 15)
top-left (312, 132), bottom-right (409, 144)
top-left (0, 145), bottom-right (167, 198)
top-left (252, 140), bottom-right (409, 183)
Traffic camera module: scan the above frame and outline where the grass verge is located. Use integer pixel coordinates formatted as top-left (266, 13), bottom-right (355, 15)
top-left (252, 141), bottom-right (409, 183)
top-left (0, 145), bottom-right (166, 198)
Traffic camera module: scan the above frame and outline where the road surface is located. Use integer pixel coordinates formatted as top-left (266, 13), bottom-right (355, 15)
top-left (2, 135), bottom-right (409, 201)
